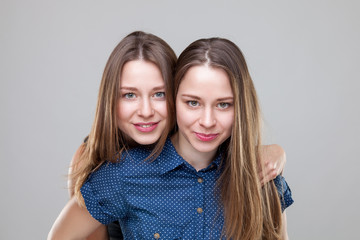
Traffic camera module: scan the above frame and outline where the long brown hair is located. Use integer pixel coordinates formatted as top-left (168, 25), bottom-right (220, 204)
top-left (73, 31), bottom-right (177, 205)
top-left (174, 38), bottom-right (283, 239)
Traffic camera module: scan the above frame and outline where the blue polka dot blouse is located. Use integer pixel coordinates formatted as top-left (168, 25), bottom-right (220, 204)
top-left (81, 138), bottom-right (294, 239)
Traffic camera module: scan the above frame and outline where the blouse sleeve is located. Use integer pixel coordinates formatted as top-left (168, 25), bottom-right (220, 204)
top-left (80, 162), bottom-right (126, 225)
top-left (273, 175), bottom-right (294, 212)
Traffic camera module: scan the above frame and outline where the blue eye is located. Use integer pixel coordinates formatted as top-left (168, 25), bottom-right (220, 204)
top-left (217, 102), bottom-right (230, 109)
top-left (154, 92), bottom-right (165, 98)
top-left (124, 93), bottom-right (136, 99)
top-left (187, 101), bottom-right (199, 107)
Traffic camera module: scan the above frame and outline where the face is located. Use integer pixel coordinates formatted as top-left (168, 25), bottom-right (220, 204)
top-left (176, 65), bottom-right (234, 156)
top-left (117, 60), bottom-right (167, 145)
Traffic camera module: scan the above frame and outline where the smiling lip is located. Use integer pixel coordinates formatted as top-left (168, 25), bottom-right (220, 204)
top-left (195, 132), bottom-right (219, 141)
top-left (134, 122), bottom-right (159, 132)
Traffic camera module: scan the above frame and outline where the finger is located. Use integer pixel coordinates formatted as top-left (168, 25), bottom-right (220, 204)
top-left (258, 170), bottom-right (264, 180)
top-left (270, 168), bottom-right (278, 179)
top-left (269, 168), bottom-right (278, 179)
top-left (272, 161), bottom-right (277, 170)
top-left (259, 162), bottom-right (271, 185)
top-left (266, 159), bottom-right (280, 173)
top-left (278, 158), bottom-right (285, 175)
top-left (262, 168), bottom-right (278, 183)
top-left (260, 174), bottom-right (272, 186)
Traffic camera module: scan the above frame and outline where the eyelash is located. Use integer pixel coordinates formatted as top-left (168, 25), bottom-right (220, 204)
top-left (153, 92), bottom-right (165, 98)
top-left (122, 92), bottom-right (165, 99)
top-left (217, 102), bottom-right (232, 109)
top-left (123, 93), bottom-right (136, 99)
top-left (186, 101), bottom-right (232, 109)
top-left (187, 101), bottom-right (199, 107)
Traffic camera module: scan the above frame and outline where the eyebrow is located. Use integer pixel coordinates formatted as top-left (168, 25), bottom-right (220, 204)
top-left (152, 86), bottom-right (166, 91)
top-left (120, 87), bottom-right (137, 91)
top-left (120, 85), bottom-right (165, 91)
top-left (181, 94), bottom-right (201, 100)
top-left (181, 94), bottom-right (233, 101)
top-left (217, 97), bottom-right (234, 101)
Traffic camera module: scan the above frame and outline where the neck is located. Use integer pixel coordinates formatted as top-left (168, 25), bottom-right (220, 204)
top-left (171, 132), bottom-right (217, 172)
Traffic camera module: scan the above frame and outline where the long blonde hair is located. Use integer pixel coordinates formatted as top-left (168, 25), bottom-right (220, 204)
top-left (72, 31), bottom-right (177, 205)
top-left (174, 38), bottom-right (283, 239)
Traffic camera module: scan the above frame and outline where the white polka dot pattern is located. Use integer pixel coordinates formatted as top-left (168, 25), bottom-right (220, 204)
top-left (81, 138), bottom-right (293, 239)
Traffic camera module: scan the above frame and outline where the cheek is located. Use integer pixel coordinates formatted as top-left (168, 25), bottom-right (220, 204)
top-left (117, 101), bottom-right (133, 122)
top-left (155, 101), bottom-right (168, 118)
top-left (176, 103), bottom-right (191, 128)
top-left (220, 112), bottom-right (235, 135)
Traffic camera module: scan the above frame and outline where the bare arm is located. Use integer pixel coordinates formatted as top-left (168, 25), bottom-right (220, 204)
top-left (67, 144), bottom-right (109, 240)
top-left (48, 198), bottom-right (102, 240)
top-left (258, 144), bottom-right (286, 185)
top-left (68, 144), bottom-right (85, 197)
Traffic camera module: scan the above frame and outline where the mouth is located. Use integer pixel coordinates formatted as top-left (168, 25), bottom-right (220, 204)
top-left (194, 132), bottom-right (219, 142)
top-left (134, 122), bottom-right (159, 132)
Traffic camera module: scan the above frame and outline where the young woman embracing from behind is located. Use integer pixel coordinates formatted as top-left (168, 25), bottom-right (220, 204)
top-left (71, 31), bottom-right (177, 206)
top-left (51, 31), bottom-right (177, 240)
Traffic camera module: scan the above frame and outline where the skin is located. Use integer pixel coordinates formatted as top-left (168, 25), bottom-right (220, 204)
top-left (67, 146), bottom-right (108, 240)
top-left (173, 65), bottom-right (234, 171)
top-left (172, 64), bottom-right (288, 238)
top-left (49, 61), bottom-right (287, 239)
top-left (48, 198), bottom-right (102, 240)
top-left (117, 60), bottom-right (167, 145)
top-left (259, 143), bottom-right (286, 185)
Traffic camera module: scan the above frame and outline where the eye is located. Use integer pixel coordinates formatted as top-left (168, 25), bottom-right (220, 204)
top-left (217, 102), bottom-right (230, 109)
top-left (153, 92), bottom-right (165, 98)
top-left (187, 101), bottom-right (199, 107)
top-left (123, 93), bottom-right (136, 99)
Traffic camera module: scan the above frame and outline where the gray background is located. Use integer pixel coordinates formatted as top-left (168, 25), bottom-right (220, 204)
top-left (1, 0), bottom-right (359, 239)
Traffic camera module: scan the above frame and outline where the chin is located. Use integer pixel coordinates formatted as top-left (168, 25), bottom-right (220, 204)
top-left (133, 136), bottom-right (159, 145)
top-left (191, 141), bottom-right (219, 153)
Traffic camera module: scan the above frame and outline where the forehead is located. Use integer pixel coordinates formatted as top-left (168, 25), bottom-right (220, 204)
top-left (120, 60), bottom-right (164, 86)
top-left (178, 65), bottom-right (233, 96)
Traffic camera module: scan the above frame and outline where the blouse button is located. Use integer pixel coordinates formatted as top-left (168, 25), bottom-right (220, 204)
top-left (197, 178), bottom-right (203, 183)
top-left (154, 233), bottom-right (160, 239)
top-left (197, 207), bottom-right (203, 214)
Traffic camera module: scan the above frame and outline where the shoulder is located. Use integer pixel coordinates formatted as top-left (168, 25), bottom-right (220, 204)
top-left (69, 144), bottom-right (86, 173)
top-left (70, 136), bottom-right (89, 172)
top-left (68, 143), bottom-right (86, 197)
top-left (87, 139), bottom-right (177, 182)
top-left (88, 146), bottom-right (155, 180)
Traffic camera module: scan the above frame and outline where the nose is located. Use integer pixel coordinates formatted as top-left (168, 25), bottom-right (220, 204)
top-left (199, 107), bottom-right (216, 128)
top-left (137, 98), bottom-right (154, 118)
